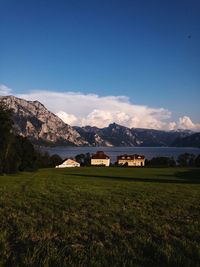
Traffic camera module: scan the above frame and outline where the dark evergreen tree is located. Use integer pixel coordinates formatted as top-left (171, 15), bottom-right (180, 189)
top-left (48, 154), bottom-right (63, 167)
top-left (75, 153), bottom-right (86, 166)
top-left (75, 153), bottom-right (91, 166)
top-left (177, 153), bottom-right (194, 167)
top-left (35, 151), bottom-right (50, 168)
top-left (147, 157), bottom-right (176, 167)
top-left (188, 154), bottom-right (196, 167)
top-left (0, 102), bottom-right (38, 173)
top-left (15, 136), bottom-right (38, 171)
top-left (195, 154), bottom-right (200, 167)
top-left (0, 102), bottom-right (15, 173)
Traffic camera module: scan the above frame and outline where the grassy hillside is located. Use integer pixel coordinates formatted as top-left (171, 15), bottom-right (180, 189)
top-left (0, 167), bottom-right (200, 267)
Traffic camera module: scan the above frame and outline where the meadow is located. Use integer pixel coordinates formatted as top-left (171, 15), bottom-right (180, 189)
top-left (0, 167), bottom-right (200, 267)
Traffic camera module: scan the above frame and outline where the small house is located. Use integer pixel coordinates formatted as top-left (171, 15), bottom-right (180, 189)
top-left (55, 159), bottom-right (80, 168)
top-left (117, 154), bottom-right (145, 166)
top-left (91, 151), bottom-right (110, 167)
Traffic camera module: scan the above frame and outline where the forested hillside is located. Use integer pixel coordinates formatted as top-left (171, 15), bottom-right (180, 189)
top-left (172, 133), bottom-right (200, 147)
top-left (0, 102), bottom-right (62, 174)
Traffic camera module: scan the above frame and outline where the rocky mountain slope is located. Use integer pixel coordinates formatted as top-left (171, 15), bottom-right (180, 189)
top-left (74, 123), bottom-right (193, 147)
top-left (0, 95), bottom-right (197, 147)
top-left (0, 95), bottom-right (88, 146)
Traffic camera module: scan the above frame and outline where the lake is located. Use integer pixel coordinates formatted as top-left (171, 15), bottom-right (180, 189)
top-left (42, 146), bottom-right (200, 163)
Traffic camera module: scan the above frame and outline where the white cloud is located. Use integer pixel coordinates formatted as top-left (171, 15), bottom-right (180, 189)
top-left (1, 84), bottom-right (199, 131)
top-left (178, 116), bottom-right (196, 129)
top-left (0, 85), bottom-right (12, 96)
top-left (81, 109), bottom-right (115, 128)
top-left (168, 122), bottom-right (177, 131)
top-left (56, 111), bottom-right (78, 125)
top-left (167, 117), bottom-right (200, 131)
top-left (177, 116), bottom-right (200, 131)
top-left (18, 89), bottom-right (172, 129)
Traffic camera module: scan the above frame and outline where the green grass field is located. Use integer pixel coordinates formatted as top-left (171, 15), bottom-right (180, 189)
top-left (0, 167), bottom-right (200, 267)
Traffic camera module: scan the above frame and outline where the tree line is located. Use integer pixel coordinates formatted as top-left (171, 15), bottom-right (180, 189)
top-left (0, 102), bottom-right (62, 174)
top-left (145, 154), bottom-right (200, 167)
top-left (73, 153), bottom-right (200, 167)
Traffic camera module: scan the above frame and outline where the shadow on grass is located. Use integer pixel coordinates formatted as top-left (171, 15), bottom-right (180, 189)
top-left (64, 169), bottom-right (200, 184)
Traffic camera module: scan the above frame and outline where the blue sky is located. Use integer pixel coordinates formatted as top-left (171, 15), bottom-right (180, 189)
top-left (0, 0), bottom-right (200, 129)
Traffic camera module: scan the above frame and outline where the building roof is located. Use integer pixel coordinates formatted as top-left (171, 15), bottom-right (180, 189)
top-left (62, 159), bottom-right (80, 165)
top-left (117, 154), bottom-right (145, 160)
top-left (91, 151), bottom-right (110, 159)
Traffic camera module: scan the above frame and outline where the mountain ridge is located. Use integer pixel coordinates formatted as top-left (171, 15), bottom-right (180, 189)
top-left (74, 123), bottom-right (194, 147)
top-left (0, 95), bottom-right (88, 146)
top-left (171, 133), bottom-right (200, 147)
top-left (0, 95), bottom-right (198, 147)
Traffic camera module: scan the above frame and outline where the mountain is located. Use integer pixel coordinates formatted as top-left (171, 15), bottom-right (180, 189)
top-left (74, 123), bottom-right (141, 146)
top-left (0, 95), bottom-right (88, 146)
top-left (131, 128), bottom-right (192, 147)
top-left (0, 95), bottom-right (197, 147)
top-left (172, 133), bottom-right (200, 147)
top-left (74, 123), bottom-right (193, 147)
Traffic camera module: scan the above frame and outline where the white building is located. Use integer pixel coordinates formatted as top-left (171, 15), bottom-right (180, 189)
top-left (56, 159), bottom-right (80, 168)
top-left (91, 151), bottom-right (110, 167)
top-left (117, 154), bottom-right (145, 166)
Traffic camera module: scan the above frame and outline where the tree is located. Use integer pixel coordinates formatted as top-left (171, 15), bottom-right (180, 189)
top-left (75, 153), bottom-right (86, 166)
top-left (177, 153), bottom-right (195, 167)
top-left (3, 135), bottom-right (21, 173)
top-left (0, 101), bottom-right (39, 173)
top-left (35, 151), bottom-right (50, 168)
top-left (195, 154), bottom-right (200, 167)
top-left (75, 153), bottom-right (91, 166)
top-left (188, 154), bottom-right (196, 167)
top-left (0, 102), bottom-right (15, 173)
top-left (15, 136), bottom-right (38, 171)
top-left (48, 154), bottom-right (62, 167)
top-left (147, 157), bottom-right (176, 167)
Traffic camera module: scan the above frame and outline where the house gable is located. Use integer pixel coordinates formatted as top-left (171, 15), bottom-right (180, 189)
top-left (91, 151), bottom-right (110, 166)
top-left (117, 154), bottom-right (145, 166)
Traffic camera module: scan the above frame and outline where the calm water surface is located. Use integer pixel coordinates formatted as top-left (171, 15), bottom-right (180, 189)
top-left (42, 146), bottom-right (200, 163)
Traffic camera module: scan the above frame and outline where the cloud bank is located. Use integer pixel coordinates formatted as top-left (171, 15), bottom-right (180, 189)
top-left (168, 116), bottom-right (200, 131)
top-left (0, 84), bottom-right (12, 95)
top-left (1, 84), bottom-right (200, 131)
top-left (18, 90), bottom-right (172, 129)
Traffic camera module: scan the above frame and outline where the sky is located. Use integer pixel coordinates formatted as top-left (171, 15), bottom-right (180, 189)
top-left (0, 0), bottom-right (200, 130)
